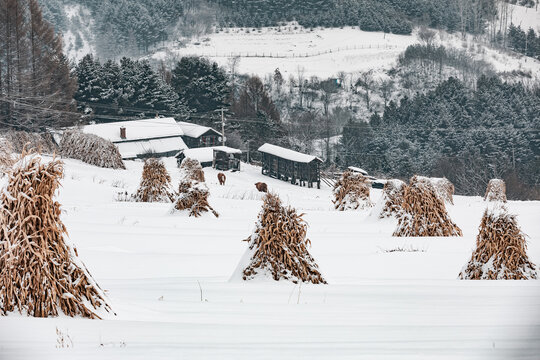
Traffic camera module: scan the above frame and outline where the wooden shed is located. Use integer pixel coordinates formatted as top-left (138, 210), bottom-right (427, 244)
top-left (258, 143), bottom-right (322, 189)
top-left (176, 146), bottom-right (242, 171)
top-left (177, 121), bottom-right (222, 148)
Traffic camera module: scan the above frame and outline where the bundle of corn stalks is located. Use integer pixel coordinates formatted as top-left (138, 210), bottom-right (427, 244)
top-left (459, 202), bottom-right (537, 280)
top-left (332, 170), bottom-right (372, 211)
top-left (393, 175), bottom-right (462, 237)
top-left (60, 130), bottom-right (125, 169)
top-left (416, 176), bottom-right (455, 205)
top-left (240, 193), bottom-right (326, 284)
top-left (179, 158), bottom-right (205, 182)
top-left (378, 179), bottom-right (406, 218)
top-left (484, 179), bottom-right (507, 203)
top-left (0, 138), bottom-right (15, 174)
top-left (172, 158), bottom-right (218, 217)
top-left (133, 158), bottom-right (175, 202)
top-left (0, 154), bottom-right (111, 318)
top-left (3, 130), bottom-right (57, 154)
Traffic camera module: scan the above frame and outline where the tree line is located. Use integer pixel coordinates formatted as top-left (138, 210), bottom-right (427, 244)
top-left (340, 76), bottom-right (540, 199)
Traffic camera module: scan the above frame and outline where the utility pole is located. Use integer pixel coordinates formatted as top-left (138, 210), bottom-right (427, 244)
top-left (220, 108), bottom-right (226, 146)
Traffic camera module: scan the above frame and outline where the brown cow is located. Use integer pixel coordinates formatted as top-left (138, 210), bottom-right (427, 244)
top-left (217, 172), bottom-right (226, 185)
top-left (255, 182), bottom-right (268, 193)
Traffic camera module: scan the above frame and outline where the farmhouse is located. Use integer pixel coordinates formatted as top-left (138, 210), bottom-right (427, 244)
top-left (176, 146), bottom-right (242, 171)
top-left (177, 121), bottom-right (222, 148)
top-left (258, 143), bottom-right (322, 189)
top-left (83, 118), bottom-right (187, 160)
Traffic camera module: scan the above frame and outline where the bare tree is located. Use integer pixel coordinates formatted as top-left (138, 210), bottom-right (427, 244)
top-left (356, 70), bottom-right (376, 110)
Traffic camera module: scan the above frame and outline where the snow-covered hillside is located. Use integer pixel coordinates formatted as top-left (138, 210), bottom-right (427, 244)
top-left (151, 26), bottom-right (417, 78)
top-left (61, 4), bottom-right (95, 62)
top-left (0, 158), bottom-right (539, 359)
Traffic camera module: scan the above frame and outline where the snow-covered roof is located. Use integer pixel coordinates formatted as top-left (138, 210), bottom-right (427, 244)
top-left (179, 146), bottom-right (242, 163)
top-left (258, 143), bottom-right (322, 163)
top-left (348, 166), bottom-right (368, 175)
top-left (83, 118), bottom-right (184, 143)
top-left (177, 121), bottom-right (221, 139)
top-left (117, 137), bottom-right (188, 160)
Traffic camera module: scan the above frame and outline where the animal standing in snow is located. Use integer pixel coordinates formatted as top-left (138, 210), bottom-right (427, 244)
top-left (217, 172), bottom-right (226, 185)
top-left (255, 182), bottom-right (267, 193)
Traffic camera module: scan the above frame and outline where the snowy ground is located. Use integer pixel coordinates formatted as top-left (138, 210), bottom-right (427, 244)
top-left (1, 158), bottom-right (539, 359)
top-left (151, 26), bottom-right (417, 78)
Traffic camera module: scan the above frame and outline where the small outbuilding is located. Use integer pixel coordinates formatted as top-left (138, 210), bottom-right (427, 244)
top-left (83, 118), bottom-right (187, 160)
top-left (258, 143), bottom-right (322, 189)
top-left (177, 121), bottom-right (222, 148)
top-left (176, 146), bottom-right (242, 171)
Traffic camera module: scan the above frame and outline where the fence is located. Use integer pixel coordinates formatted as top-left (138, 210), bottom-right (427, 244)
top-left (179, 43), bottom-right (400, 59)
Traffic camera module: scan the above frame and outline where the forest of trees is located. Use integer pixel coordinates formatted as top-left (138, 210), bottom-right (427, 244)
top-left (210, 0), bottom-right (498, 36)
top-left (340, 77), bottom-right (540, 198)
top-left (506, 24), bottom-right (540, 59)
top-left (38, 0), bottom-right (185, 58)
top-left (0, 0), bottom-right (76, 130)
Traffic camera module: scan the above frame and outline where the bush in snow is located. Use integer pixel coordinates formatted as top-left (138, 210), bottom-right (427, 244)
top-left (3, 130), bottom-right (57, 154)
top-left (172, 158), bottom-right (218, 217)
top-left (60, 130), bottom-right (125, 169)
top-left (393, 176), bottom-right (462, 237)
top-left (332, 170), bottom-right (372, 211)
top-left (459, 202), bottom-right (537, 280)
top-left (484, 179), bottom-right (507, 203)
top-left (378, 179), bottom-right (406, 219)
top-left (0, 155), bottom-right (111, 318)
top-left (133, 158), bottom-right (175, 203)
top-left (239, 193), bottom-right (326, 284)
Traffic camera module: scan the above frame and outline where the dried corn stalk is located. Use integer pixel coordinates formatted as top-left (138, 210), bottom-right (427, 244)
top-left (0, 154), bottom-right (111, 318)
top-left (393, 175), bottom-right (462, 237)
top-left (3, 130), bottom-right (57, 154)
top-left (60, 130), bottom-right (125, 169)
top-left (0, 138), bottom-right (15, 174)
top-left (134, 158), bottom-right (175, 202)
top-left (416, 176), bottom-right (454, 205)
top-left (459, 202), bottom-right (537, 280)
top-left (379, 179), bottom-right (406, 218)
top-left (332, 170), bottom-right (372, 211)
top-left (179, 158), bottom-right (205, 182)
top-left (241, 193), bottom-right (326, 284)
top-left (484, 179), bottom-right (507, 203)
top-left (172, 158), bottom-right (217, 217)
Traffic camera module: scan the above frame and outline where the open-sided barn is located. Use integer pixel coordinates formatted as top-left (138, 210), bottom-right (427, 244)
top-left (258, 143), bottom-right (322, 189)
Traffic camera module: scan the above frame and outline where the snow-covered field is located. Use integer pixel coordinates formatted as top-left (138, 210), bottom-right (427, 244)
top-left (1, 158), bottom-right (539, 359)
top-left (151, 26), bottom-right (417, 78)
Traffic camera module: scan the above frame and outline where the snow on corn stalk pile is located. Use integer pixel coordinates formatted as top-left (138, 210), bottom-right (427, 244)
top-left (393, 175), bottom-right (462, 237)
top-left (0, 138), bottom-right (15, 175)
top-left (459, 201), bottom-right (537, 280)
top-left (377, 179), bottom-right (406, 219)
top-left (60, 130), bottom-right (125, 169)
top-left (236, 193), bottom-right (326, 284)
top-left (3, 130), bottom-right (57, 154)
top-left (484, 179), bottom-right (507, 203)
top-left (0, 154), bottom-right (111, 318)
top-left (332, 170), bottom-right (372, 211)
top-left (133, 158), bottom-right (175, 202)
top-left (415, 176), bottom-right (454, 205)
top-left (172, 158), bottom-right (218, 217)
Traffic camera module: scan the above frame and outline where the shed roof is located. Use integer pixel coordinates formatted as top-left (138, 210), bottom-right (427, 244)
top-left (258, 143), bottom-right (322, 163)
top-left (177, 121), bottom-right (222, 138)
top-left (83, 118), bottom-right (184, 143)
top-left (348, 166), bottom-right (368, 175)
top-left (179, 146), bottom-right (241, 163)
